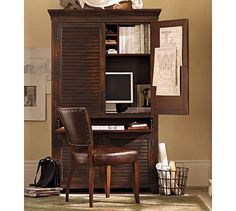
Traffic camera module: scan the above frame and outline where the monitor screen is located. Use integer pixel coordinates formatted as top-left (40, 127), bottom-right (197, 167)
top-left (105, 72), bottom-right (133, 103)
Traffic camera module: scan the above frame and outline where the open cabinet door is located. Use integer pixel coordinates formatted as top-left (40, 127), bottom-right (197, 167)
top-left (151, 19), bottom-right (189, 115)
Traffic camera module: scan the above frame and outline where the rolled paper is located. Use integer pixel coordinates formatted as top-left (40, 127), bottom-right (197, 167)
top-left (169, 160), bottom-right (182, 195)
top-left (169, 161), bottom-right (176, 171)
top-left (158, 143), bottom-right (168, 165)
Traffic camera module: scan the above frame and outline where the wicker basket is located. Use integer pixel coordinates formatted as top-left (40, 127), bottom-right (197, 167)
top-left (157, 166), bottom-right (189, 195)
top-left (108, 1), bottom-right (132, 9)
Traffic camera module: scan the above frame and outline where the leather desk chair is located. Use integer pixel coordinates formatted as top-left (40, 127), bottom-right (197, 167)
top-left (57, 107), bottom-right (140, 207)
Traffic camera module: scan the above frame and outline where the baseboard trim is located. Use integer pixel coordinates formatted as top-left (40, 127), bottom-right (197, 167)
top-left (24, 159), bottom-right (211, 187)
top-left (175, 160), bottom-right (211, 187)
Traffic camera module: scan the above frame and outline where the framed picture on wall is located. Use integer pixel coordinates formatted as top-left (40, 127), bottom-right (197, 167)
top-left (24, 73), bottom-right (46, 121)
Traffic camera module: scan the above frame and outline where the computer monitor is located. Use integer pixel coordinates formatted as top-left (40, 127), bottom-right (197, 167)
top-left (105, 72), bottom-right (133, 112)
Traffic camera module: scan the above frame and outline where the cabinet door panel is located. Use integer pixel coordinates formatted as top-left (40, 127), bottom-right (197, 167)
top-left (108, 135), bottom-right (151, 188)
top-left (58, 23), bottom-right (105, 115)
top-left (151, 19), bottom-right (189, 115)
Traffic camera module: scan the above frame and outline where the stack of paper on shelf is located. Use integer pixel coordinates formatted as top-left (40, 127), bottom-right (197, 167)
top-left (24, 186), bottom-right (63, 197)
top-left (105, 39), bottom-right (117, 44)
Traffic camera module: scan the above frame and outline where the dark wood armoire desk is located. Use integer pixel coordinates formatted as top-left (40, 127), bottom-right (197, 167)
top-left (48, 9), bottom-right (189, 192)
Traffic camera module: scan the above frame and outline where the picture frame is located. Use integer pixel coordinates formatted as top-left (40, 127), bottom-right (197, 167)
top-left (24, 73), bottom-right (46, 121)
top-left (136, 84), bottom-right (151, 107)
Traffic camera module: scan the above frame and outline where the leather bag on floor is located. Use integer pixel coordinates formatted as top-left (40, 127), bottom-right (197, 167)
top-left (33, 156), bottom-right (61, 187)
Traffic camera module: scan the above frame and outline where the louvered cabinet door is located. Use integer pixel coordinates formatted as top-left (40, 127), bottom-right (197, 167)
top-left (58, 23), bottom-right (105, 115)
top-left (108, 135), bottom-right (152, 189)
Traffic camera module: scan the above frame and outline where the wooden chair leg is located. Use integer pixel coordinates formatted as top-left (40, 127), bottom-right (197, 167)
top-left (105, 165), bottom-right (111, 198)
top-left (66, 159), bottom-right (75, 202)
top-left (89, 165), bottom-right (94, 207)
top-left (133, 160), bottom-right (140, 204)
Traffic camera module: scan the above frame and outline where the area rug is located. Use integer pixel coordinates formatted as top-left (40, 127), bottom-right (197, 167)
top-left (24, 193), bottom-right (211, 211)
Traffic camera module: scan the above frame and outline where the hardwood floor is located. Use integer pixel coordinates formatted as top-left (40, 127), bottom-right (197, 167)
top-left (185, 187), bottom-right (212, 210)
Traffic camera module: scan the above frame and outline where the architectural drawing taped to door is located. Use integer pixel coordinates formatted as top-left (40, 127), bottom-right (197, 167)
top-left (153, 47), bottom-right (179, 96)
top-left (160, 26), bottom-right (182, 66)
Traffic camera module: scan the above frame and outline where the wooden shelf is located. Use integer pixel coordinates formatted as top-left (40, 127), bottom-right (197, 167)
top-left (106, 34), bottom-right (117, 37)
top-left (57, 127), bottom-right (152, 135)
top-left (105, 43), bottom-right (117, 46)
top-left (91, 113), bottom-right (152, 119)
top-left (93, 129), bottom-right (152, 134)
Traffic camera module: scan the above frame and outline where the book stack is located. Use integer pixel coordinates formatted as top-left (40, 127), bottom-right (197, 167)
top-left (24, 186), bottom-right (63, 197)
top-left (92, 125), bottom-right (125, 131)
top-left (119, 24), bottom-right (150, 54)
top-left (128, 122), bottom-right (149, 130)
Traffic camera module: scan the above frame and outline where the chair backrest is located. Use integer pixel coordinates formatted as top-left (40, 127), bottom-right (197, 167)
top-left (57, 107), bottom-right (94, 146)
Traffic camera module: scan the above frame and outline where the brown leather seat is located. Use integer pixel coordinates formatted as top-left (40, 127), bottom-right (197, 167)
top-left (70, 146), bottom-right (138, 166)
top-left (57, 107), bottom-right (140, 208)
